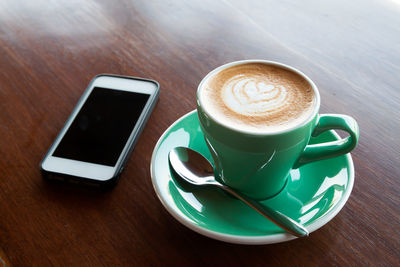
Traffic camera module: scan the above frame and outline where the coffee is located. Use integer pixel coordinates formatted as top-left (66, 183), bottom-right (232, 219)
top-left (196, 60), bottom-right (358, 200)
top-left (199, 63), bottom-right (316, 132)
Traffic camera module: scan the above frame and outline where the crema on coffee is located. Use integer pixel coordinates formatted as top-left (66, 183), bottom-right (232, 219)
top-left (199, 63), bottom-right (316, 132)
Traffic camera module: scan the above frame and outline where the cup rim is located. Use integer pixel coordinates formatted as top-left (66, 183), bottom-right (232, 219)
top-left (196, 59), bottom-right (321, 136)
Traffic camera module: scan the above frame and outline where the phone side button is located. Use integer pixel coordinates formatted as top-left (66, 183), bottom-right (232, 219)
top-left (118, 166), bottom-right (124, 175)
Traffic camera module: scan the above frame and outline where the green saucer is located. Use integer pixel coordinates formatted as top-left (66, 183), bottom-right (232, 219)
top-left (150, 110), bottom-right (354, 244)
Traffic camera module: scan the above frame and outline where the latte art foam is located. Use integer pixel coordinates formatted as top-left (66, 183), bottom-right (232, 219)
top-left (222, 75), bottom-right (290, 116)
top-left (199, 63), bottom-right (316, 132)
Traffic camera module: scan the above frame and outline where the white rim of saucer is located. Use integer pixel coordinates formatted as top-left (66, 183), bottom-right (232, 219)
top-left (150, 110), bottom-right (355, 245)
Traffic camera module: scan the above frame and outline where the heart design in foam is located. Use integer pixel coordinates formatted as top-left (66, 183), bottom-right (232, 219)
top-left (222, 75), bottom-right (289, 116)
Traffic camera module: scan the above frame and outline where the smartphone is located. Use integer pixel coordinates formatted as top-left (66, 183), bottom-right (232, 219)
top-left (41, 74), bottom-right (159, 187)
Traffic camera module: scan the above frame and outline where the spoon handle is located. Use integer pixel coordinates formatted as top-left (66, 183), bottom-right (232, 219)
top-left (219, 184), bottom-right (309, 238)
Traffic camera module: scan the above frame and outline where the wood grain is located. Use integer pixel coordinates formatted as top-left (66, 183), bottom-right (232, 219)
top-left (0, 0), bottom-right (399, 266)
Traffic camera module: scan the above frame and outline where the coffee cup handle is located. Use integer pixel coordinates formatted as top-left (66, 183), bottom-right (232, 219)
top-left (294, 114), bottom-right (359, 168)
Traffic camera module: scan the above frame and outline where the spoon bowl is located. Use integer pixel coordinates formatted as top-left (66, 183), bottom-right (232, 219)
top-left (168, 146), bottom-right (216, 185)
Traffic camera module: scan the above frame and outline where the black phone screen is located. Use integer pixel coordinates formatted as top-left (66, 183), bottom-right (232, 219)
top-left (52, 87), bottom-right (150, 166)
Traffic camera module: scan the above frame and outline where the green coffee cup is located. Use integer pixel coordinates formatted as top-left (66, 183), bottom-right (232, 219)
top-left (196, 60), bottom-right (359, 200)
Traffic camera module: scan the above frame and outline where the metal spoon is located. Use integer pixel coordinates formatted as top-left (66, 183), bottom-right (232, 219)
top-left (168, 147), bottom-right (309, 238)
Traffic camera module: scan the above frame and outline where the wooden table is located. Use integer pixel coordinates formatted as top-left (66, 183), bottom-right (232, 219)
top-left (1, 0), bottom-right (399, 265)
